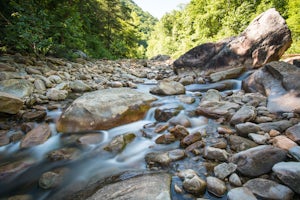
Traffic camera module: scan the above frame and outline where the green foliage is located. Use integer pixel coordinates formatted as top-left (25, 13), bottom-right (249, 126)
top-left (0, 0), bottom-right (157, 59)
top-left (147, 0), bottom-right (299, 59)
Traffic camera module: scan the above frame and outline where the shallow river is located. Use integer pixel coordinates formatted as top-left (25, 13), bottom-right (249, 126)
top-left (0, 75), bottom-right (248, 199)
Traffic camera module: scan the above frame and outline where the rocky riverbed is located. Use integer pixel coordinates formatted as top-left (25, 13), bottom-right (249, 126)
top-left (0, 52), bottom-right (300, 200)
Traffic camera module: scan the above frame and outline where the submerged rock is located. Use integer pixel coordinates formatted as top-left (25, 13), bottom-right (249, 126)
top-left (20, 124), bottom-right (51, 148)
top-left (56, 88), bottom-right (156, 132)
top-left (174, 9), bottom-right (291, 76)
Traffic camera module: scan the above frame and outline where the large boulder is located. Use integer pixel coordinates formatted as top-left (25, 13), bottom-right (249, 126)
top-left (0, 92), bottom-right (23, 114)
top-left (87, 173), bottom-right (171, 200)
top-left (242, 61), bottom-right (300, 113)
top-left (56, 88), bottom-right (156, 133)
top-left (230, 145), bottom-right (287, 177)
top-left (173, 8), bottom-right (291, 76)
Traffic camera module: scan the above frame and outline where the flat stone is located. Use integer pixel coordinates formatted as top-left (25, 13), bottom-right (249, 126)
top-left (230, 145), bottom-right (287, 177)
top-left (20, 124), bottom-right (51, 148)
top-left (273, 162), bottom-right (300, 194)
top-left (210, 67), bottom-right (245, 82)
top-left (244, 178), bottom-right (294, 200)
top-left (150, 80), bottom-right (185, 95)
top-left (87, 173), bottom-right (171, 200)
top-left (227, 187), bottom-right (257, 200)
top-left (258, 120), bottom-right (293, 132)
top-left (0, 159), bottom-right (35, 181)
top-left (0, 92), bottom-right (23, 114)
top-left (56, 88), bottom-right (156, 132)
top-left (22, 110), bottom-right (47, 121)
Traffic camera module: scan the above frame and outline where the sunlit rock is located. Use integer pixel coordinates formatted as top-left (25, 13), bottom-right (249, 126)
top-left (174, 9), bottom-right (291, 76)
top-left (56, 88), bottom-right (156, 132)
top-left (0, 92), bottom-right (23, 114)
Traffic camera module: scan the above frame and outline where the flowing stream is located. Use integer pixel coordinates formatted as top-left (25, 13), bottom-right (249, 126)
top-left (0, 74), bottom-right (248, 200)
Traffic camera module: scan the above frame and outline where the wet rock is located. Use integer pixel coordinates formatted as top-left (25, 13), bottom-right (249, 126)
top-left (203, 147), bottom-right (229, 162)
top-left (0, 159), bottom-right (35, 181)
top-left (87, 173), bottom-right (171, 200)
top-left (177, 95), bottom-right (195, 104)
top-left (22, 110), bottom-right (47, 121)
top-left (77, 133), bottom-right (102, 145)
top-left (46, 88), bottom-right (68, 101)
top-left (214, 162), bottom-right (237, 180)
top-left (207, 176), bottom-right (226, 197)
top-left (7, 194), bottom-right (33, 200)
top-left (168, 114), bottom-right (192, 127)
top-left (20, 124), bottom-right (51, 148)
top-left (0, 130), bottom-right (9, 146)
top-left (154, 104), bottom-right (183, 122)
top-left (244, 178), bottom-right (294, 200)
top-left (230, 145), bottom-right (287, 177)
top-left (56, 88), bottom-right (156, 132)
top-left (155, 133), bottom-right (176, 144)
top-left (228, 135), bottom-right (258, 152)
top-left (168, 149), bottom-right (186, 161)
top-left (21, 122), bottom-right (35, 133)
top-left (9, 131), bottom-right (24, 142)
top-left (0, 79), bottom-right (34, 98)
top-left (217, 126), bottom-right (236, 135)
top-left (154, 124), bottom-right (169, 133)
top-left (103, 133), bottom-right (136, 153)
top-left (229, 173), bottom-right (242, 186)
top-left (179, 76), bottom-right (194, 85)
top-left (150, 80), bottom-right (185, 95)
top-left (248, 133), bottom-right (269, 144)
top-left (205, 137), bottom-right (227, 149)
top-left (272, 162), bottom-right (300, 194)
top-left (270, 135), bottom-right (297, 150)
top-left (177, 169), bottom-right (207, 195)
top-left (47, 147), bottom-right (80, 161)
top-left (69, 80), bottom-right (91, 92)
top-left (39, 171), bottom-right (62, 189)
top-left (169, 125), bottom-right (189, 140)
top-left (174, 9), bottom-right (291, 76)
top-left (180, 132), bottom-right (202, 148)
top-left (0, 92), bottom-right (23, 114)
top-left (289, 146), bottom-right (300, 161)
top-left (235, 122), bottom-right (260, 137)
top-left (230, 105), bottom-right (256, 125)
top-left (210, 67), bottom-right (245, 82)
top-left (145, 152), bottom-right (171, 167)
top-left (286, 123), bottom-right (300, 144)
top-left (227, 187), bottom-right (257, 200)
top-left (185, 141), bottom-right (205, 153)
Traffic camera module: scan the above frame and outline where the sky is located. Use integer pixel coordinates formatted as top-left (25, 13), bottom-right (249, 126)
top-left (133, 0), bottom-right (191, 19)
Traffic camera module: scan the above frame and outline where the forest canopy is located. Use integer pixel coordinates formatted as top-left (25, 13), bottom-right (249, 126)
top-left (0, 0), bottom-right (299, 59)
